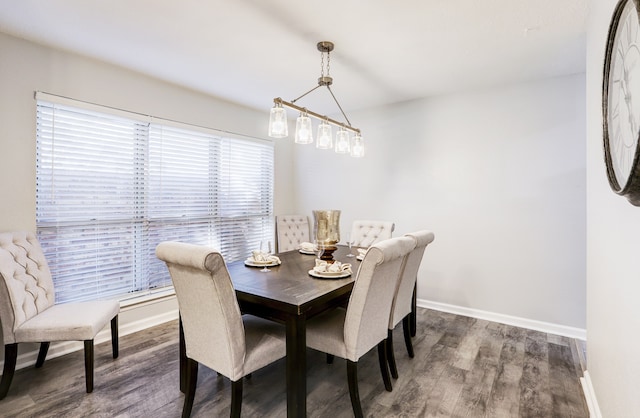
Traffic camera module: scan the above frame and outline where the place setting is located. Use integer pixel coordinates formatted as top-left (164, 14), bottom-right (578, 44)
top-left (244, 241), bottom-right (281, 272)
top-left (298, 241), bottom-right (317, 255)
top-left (308, 258), bottom-right (352, 279)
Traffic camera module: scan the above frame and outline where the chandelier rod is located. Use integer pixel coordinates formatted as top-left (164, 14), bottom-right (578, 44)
top-left (326, 85), bottom-right (352, 127)
top-left (273, 97), bottom-right (361, 134)
top-left (291, 84), bottom-right (324, 104)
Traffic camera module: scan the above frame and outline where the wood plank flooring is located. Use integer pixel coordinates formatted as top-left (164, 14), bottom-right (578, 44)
top-left (0, 308), bottom-right (588, 417)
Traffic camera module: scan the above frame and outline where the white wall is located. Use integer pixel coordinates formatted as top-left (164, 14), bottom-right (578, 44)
top-left (295, 75), bottom-right (586, 331)
top-left (0, 32), bottom-right (295, 363)
top-left (586, 0), bottom-right (640, 416)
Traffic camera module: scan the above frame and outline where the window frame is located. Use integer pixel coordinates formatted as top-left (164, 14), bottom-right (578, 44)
top-left (35, 92), bottom-right (275, 304)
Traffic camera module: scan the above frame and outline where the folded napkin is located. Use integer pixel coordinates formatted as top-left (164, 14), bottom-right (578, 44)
top-left (299, 242), bottom-right (317, 252)
top-left (249, 250), bottom-right (281, 264)
top-left (313, 259), bottom-right (352, 274)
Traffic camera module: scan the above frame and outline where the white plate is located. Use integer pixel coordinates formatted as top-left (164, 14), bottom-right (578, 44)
top-left (308, 269), bottom-right (352, 279)
top-left (356, 255), bottom-right (364, 261)
top-left (299, 249), bottom-right (316, 255)
top-left (244, 259), bottom-right (281, 267)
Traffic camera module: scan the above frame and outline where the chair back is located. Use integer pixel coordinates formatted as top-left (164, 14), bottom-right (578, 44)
top-left (156, 242), bottom-right (247, 380)
top-left (276, 214), bottom-right (310, 252)
top-left (350, 220), bottom-right (395, 247)
top-left (389, 230), bottom-right (435, 328)
top-left (0, 231), bottom-right (56, 345)
top-left (344, 236), bottom-right (415, 360)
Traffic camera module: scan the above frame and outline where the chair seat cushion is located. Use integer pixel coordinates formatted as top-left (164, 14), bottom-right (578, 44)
top-left (240, 315), bottom-right (287, 378)
top-left (305, 307), bottom-right (350, 360)
top-left (14, 300), bottom-right (119, 343)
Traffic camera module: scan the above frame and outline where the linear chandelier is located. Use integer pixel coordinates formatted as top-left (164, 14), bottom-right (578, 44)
top-left (268, 41), bottom-right (364, 158)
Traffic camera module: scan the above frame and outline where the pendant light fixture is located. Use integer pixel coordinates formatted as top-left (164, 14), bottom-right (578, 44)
top-left (268, 41), bottom-right (364, 157)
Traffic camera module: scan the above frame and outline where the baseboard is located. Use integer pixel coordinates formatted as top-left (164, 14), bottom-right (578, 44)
top-left (418, 299), bottom-right (587, 340)
top-left (8, 306), bottom-right (179, 371)
top-left (580, 371), bottom-right (602, 418)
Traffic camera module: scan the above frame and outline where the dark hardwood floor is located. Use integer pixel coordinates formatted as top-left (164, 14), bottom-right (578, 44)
top-left (0, 308), bottom-right (588, 417)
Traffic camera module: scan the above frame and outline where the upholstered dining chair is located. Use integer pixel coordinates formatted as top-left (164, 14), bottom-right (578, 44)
top-left (0, 231), bottom-right (120, 400)
top-left (349, 220), bottom-right (395, 248)
top-left (275, 214), bottom-right (311, 252)
top-left (156, 241), bottom-right (286, 418)
top-left (305, 236), bottom-right (415, 418)
top-left (386, 230), bottom-right (435, 379)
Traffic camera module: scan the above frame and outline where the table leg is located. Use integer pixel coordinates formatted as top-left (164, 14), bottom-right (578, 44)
top-left (286, 314), bottom-right (306, 418)
top-left (411, 284), bottom-right (417, 337)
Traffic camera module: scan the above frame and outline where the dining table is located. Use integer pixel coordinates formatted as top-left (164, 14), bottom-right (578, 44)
top-left (179, 244), bottom-right (358, 418)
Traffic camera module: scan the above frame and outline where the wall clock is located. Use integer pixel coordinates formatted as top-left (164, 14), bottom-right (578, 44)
top-left (603, 0), bottom-right (640, 206)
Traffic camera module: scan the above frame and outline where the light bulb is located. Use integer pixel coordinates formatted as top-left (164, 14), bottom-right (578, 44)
top-left (350, 134), bottom-right (364, 158)
top-left (268, 106), bottom-right (288, 138)
top-left (335, 128), bottom-right (350, 154)
top-left (295, 113), bottom-right (313, 144)
top-left (316, 121), bottom-right (333, 149)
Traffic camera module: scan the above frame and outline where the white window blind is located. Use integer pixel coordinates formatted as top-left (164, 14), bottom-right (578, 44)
top-left (36, 97), bottom-right (274, 303)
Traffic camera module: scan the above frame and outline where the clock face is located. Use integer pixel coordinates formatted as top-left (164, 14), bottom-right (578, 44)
top-left (606, 0), bottom-right (640, 191)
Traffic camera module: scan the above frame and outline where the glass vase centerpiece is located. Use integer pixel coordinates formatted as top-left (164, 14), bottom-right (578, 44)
top-left (313, 209), bottom-right (341, 262)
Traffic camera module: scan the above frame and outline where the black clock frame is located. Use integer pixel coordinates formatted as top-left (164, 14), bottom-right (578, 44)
top-left (603, 0), bottom-right (640, 206)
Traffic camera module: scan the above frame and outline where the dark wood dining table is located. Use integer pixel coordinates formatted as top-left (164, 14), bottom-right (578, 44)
top-left (179, 245), bottom-right (357, 418)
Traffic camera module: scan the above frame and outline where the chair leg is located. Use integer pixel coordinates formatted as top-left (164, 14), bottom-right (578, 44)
top-left (111, 315), bottom-right (119, 359)
top-left (35, 342), bottom-right (50, 368)
top-left (411, 285), bottom-right (417, 337)
top-left (346, 360), bottom-right (363, 418)
top-left (377, 341), bottom-right (392, 392)
top-left (0, 343), bottom-right (18, 400)
top-left (326, 353), bottom-right (334, 364)
top-left (84, 340), bottom-right (94, 393)
top-left (231, 378), bottom-right (243, 418)
top-left (402, 315), bottom-right (415, 358)
top-left (182, 358), bottom-right (199, 418)
top-left (386, 330), bottom-right (398, 379)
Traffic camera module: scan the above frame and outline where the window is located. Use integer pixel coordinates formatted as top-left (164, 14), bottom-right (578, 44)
top-left (36, 95), bottom-right (274, 303)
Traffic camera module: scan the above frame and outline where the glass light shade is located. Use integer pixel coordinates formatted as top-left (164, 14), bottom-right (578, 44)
top-left (350, 134), bottom-right (365, 158)
top-left (334, 128), bottom-right (350, 153)
top-left (316, 121), bottom-right (333, 149)
top-left (268, 106), bottom-right (288, 138)
top-left (295, 113), bottom-right (313, 144)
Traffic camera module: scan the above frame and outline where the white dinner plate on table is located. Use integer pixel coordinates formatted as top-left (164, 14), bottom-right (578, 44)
top-left (356, 255), bottom-right (364, 261)
top-left (244, 259), bottom-right (281, 267)
top-left (299, 249), bottom-right (316, 255)
top-left (308, 269), bottom-right (351, 279)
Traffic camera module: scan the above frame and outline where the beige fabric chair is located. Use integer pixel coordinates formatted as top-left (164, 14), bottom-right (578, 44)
top-left (0, 231), bottom-right (120, 400)
top-left (386, 230), bottom-right (435, 379)
top-left (275, 214), bottom-right (310, 252)
top-left (156, 242), bottom-right (286, 418)
top-left (350, 220), bottom-right (395, 247)
top-left (305, 236), bottom-right (415, 418)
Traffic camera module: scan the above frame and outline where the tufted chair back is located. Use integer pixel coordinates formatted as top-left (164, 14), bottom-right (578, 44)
top-left (0, 231), bottom-right (56, 345)
top-left (350, 220), bottom-right (395, 248)
top-left (0, 231), bottom-right (120, 400)
top-left (275, 214), bottom-right (310, 252)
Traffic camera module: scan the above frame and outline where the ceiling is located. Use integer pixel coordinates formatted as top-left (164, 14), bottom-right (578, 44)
top-left (0, 0), bottom-right (588, 116)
